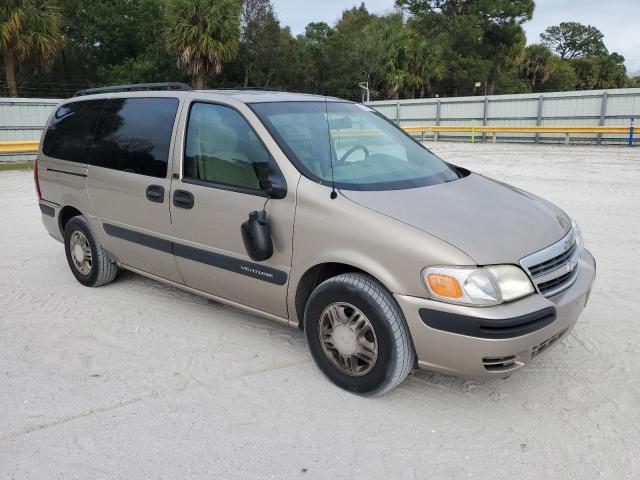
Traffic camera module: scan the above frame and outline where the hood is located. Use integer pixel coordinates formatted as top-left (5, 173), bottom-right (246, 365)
top-left (341, 173), bottom-right (571, 265)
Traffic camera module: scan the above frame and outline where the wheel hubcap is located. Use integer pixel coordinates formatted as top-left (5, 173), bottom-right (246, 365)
top-left (69, 230), bottom-right (92, 275)
top-left (318, 302), bottom-right (378, 376)
top-left (332, 325), bottom-right (357, 355)
top-left (73, 244), bottom-right (84, 263)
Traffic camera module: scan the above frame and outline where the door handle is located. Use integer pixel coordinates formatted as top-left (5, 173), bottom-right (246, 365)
top-left (173, 190), bottom-right (194, 209)
top-left (146, 184), bottom-right (165, 203)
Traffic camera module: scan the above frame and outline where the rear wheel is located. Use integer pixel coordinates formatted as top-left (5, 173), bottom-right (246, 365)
top-left (64, 215), bottom-right (118, 287)
top-left (304, 273), bottom-right (415, 396)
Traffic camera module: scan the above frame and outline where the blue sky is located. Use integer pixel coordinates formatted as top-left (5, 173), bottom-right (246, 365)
top-left (270, 0), bottom-right (640, 73)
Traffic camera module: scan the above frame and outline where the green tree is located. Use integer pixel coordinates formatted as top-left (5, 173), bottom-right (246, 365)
top-left (494, 70), bottom-right (530, 94)
top-left (396, 0), bottom-right (533, 95)
top-left (512, 44), bottom-right (557, 90)
top-left (222, 1), bottom-right (302, 91)
top-left (538, 60), bottom-right (577, 92)
top-left (4, 0), bottom-right (634, 99)
top-left (267, 26), bottom-right (302, 89)
top-left (540, 22), bottom-right (607, 60)
top-left (96, 46), bottom-right (186, 85)
top-left (164, 0), bottom-right (241, 89)
top-left (55, 0), bottom-right (183, 87)
top-left (364, 14), bottom-right (410, 98)
top-left (572, 53), bottom-right (627, 90)
top-left (63, 0), bottom-right (163, 67)
top-left (239, 0), bottom-right (279, 87)
top-left (404, 28), bottom-right (445, 97)
top-left (0, 0), bottom-right (63, 97)
top-left (361, 13), bottom-right (443, 99)
top-left (296, 22), bottom-right (335, 91)
top-left (326, 4), bottom-right (375, 96)
top-left (627, 74), bottom-right (640, 88)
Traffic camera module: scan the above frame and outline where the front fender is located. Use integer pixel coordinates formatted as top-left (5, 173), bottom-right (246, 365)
top-left (287, 177), bottom-right (474, 326)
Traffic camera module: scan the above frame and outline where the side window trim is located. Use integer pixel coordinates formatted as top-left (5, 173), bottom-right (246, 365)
top-left (181, 176), bottom-right (268, 197)
top-left (181, 100), bottom-right (286, 198)
top-left (146, 95), bottom-right (182, 181)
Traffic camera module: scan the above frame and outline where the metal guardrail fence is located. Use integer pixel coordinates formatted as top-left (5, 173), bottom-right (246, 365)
top-left (1, 89), bottom-right (639, 162)
top-left (368, 88), bottom-right (640, 145)
top-left (2, 124), bottom-right (637, 157)
top-left (404, 125), bottom-right (638, 145)
top-left (0, 98), bottom-right (59, 162)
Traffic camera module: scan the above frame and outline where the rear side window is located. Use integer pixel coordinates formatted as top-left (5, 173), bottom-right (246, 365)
top-left (91, 97), bottom-right (179, 178)
top-left (184, 102), bottom-right (272, 191)
top-left (42, 100), bottom-right (104, 163)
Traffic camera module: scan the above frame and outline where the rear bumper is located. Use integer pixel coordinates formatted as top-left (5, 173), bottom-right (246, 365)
top-left (395, 248), bottom-right (596, 378)
top-left (39, 199), bottom-right (63, 243)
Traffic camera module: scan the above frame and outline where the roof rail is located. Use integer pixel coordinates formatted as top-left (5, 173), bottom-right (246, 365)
top-left (208, 87), bottom-right (286, 92)
top-left (73, 82), bottom-right (193, 97)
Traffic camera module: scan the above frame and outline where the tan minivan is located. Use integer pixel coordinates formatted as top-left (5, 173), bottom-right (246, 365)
top-left (36, 83), bottom-right (596, 395)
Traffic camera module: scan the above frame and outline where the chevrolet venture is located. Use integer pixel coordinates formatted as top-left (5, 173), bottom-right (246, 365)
top-left (36, 83), bottom-right (596, 395)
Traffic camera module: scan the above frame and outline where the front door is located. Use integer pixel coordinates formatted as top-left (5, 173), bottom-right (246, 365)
top-left (87, 96), bottom-right (183, 283)
top-left (169, 101), bottom-right (296, 318)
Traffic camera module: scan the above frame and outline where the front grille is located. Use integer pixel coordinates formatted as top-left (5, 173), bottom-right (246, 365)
top-left (528, 242), bottom-right (578, 277)
top-left (531, 328), bottom-right (567, 359)
top-left (538, 270), bottom-right (574, 295)
top-left (520, 228), bottom-right (580, 297)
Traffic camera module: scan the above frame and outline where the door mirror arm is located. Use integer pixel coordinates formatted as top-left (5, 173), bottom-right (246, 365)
top-left (259, 174), bottom-right (287, 199)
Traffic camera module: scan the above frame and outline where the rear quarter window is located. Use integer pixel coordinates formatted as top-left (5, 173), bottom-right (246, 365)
top-left (91, 97), bottom-right (179, 178)
top-left (42, 100), bottom-right (104, 163)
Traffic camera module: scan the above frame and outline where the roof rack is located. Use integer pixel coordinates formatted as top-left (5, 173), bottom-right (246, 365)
top-left (213, 87), bottom-right (284, 91)
top-left (73, 82), bottom-right (193, 97)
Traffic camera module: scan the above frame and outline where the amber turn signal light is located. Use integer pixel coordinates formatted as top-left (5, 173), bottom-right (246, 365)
top-left (427, 274), bottom-right (463, 299)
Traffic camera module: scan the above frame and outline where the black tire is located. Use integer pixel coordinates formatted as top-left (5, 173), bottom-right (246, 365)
top-left (64, 215), bottom-right (119, 287)
top-left (304, 273), bottom-right (415, 396)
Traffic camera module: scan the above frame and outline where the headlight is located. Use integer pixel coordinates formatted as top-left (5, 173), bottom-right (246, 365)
top-left (422, 265), bottom-right (534, 306)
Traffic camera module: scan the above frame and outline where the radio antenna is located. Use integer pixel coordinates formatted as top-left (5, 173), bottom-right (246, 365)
top-left (324, 97), bottom-right (337, 199)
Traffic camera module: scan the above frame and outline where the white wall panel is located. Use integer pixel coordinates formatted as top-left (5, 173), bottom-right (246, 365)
top-left (369, 88), bottom-right (640, 144)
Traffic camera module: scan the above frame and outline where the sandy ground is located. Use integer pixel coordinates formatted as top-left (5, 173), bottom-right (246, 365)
top-left (1, 142), bottom-right (639, 479)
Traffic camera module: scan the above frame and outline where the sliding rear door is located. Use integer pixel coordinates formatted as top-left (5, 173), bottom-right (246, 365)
top-left (86, 96), bottom-right (183, 282)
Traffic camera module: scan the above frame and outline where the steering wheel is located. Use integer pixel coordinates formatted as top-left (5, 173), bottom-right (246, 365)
top-left (338, 144), bottom-right (370, 164)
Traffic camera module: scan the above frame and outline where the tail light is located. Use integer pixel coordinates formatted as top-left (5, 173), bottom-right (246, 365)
top-left (34, 158), bottom-right (42, 200)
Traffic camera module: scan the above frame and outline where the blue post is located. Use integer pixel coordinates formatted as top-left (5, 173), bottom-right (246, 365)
top-left (630, 118), bottom-right (635, 147)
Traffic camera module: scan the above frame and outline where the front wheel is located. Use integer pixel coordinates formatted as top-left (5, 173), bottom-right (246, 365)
top-left (304, 273), bottom-right (415, 396)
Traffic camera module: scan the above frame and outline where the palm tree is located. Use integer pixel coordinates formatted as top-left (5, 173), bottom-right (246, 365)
top-left (406, 32), bottom-right (445, 98)
top-left (512, 44), bottom-right (557, 90)
top-left (164, 0), bottom-right (241, 89)
top-left (0, 0), bottom-right (63, 97)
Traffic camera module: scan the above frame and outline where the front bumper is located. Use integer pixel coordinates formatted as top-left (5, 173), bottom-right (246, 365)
top-left (395, 248), bottom-right (596, 378)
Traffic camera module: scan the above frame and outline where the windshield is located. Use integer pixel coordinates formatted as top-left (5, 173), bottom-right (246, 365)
top-left (250, 101), bottom-right (461, 190)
